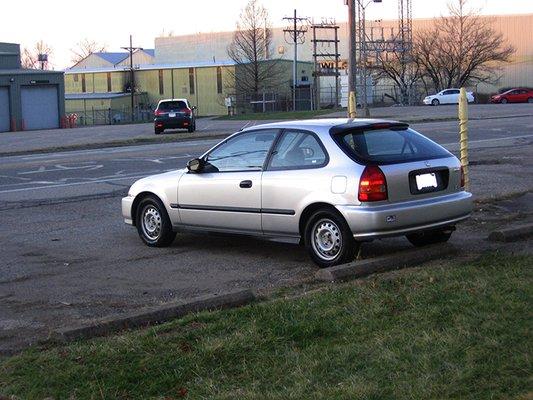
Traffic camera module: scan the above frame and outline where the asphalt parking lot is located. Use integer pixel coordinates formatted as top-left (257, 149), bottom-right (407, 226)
top-left (0, 104), bottom-right (532, 354)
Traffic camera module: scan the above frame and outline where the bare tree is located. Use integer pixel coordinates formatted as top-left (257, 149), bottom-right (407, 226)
top-left (21, 40), bottom-right (53, 69)
top-left (415, 0), bottom-right (515, 92)
top-left (227, 0), bottom-right (284, 101)
top-left (70, 39), bottom-right (107, 65)
top-left (374, 50), bottom-right (421, 105)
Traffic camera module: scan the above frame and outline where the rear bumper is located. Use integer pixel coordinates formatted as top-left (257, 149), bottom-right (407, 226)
top-left (122, 195), bottom-right (134, 225)
top-left (336, 191), bottom-right (473, 240)
top-left (154, 116), bottom-right (193, 128)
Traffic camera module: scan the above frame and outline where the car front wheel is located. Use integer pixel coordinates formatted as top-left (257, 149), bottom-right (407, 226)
top-left (431, 99), bottom-right (440, 106)
top-left (527, 97), bottom-right (533, 103)
top-left (304, 209), bottom-right (359, 268)
top-left (406, 227), bottom-right (453, 247)
top-left (136, 195), bottom-right (176, 247)
top-left (501, 98), bottom-right (508, 104)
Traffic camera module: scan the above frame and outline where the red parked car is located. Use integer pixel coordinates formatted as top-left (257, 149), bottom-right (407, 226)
top-left (491, 88), bottom-right (533, 104)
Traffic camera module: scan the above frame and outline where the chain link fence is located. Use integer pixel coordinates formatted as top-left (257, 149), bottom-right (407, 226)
top-left (66, 107), bottom-right (154, 126)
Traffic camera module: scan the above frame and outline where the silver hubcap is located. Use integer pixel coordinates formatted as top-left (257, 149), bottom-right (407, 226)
top-left (311, 219), bottom-right (342, 261)
top-left (141, 205), bottom-right (162, 240)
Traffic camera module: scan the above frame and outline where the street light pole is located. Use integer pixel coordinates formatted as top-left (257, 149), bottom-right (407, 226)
top-left (293, 9), bottom-right (297, 111)
top-left (347, 0), bottom-right (357, 118)
top-left (121, 35), bottom-right (143, 123)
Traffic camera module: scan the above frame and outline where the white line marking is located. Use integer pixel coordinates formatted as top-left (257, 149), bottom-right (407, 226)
top-left (442, 134), bottom-right (533, 147)
top-left (0, 173), bottom-right (162, 194)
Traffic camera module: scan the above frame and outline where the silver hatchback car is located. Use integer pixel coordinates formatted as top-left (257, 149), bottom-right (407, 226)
top-left (122, 119), bottom-right (472, 267)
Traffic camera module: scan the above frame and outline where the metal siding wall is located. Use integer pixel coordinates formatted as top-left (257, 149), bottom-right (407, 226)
top-left (0, 87), bottom-right (10, 132)
top-left (21, 85), bottom-right (60, 130)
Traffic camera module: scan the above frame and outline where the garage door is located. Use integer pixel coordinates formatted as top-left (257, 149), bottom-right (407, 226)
top-left (21, 85), bottom-right (59, 130)
top-left (0, 87), bottom-right (9, 132)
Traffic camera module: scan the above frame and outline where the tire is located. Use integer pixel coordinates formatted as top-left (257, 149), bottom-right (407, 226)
top-left (155, 128), bottom-right (163, 135)
top-left (527, 97), bottom-right (533, 103)
top-left (187, 124), bottom-right (195, 133)
top-left (304, 209), bottom-right (359, 268)
top-left (501, 98), bottom-right (508, 104)
top-left (135, 195), bottom-right (176, 247)
top-left (406, 227), bottom-right (453, 247)
top-left (431, 99), bottom-right (440, 106)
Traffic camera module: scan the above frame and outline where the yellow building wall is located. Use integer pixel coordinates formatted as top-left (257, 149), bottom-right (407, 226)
top-left (65, 65), bottom-right (237, 115)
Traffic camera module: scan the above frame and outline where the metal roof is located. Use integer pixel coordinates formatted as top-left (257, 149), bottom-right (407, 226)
top-left (64, 59), bottom-right (237, 74)
top-left (65, 92), bottom-right (132, 100)
top-left (142, 49), bottom-right (155, 57)
top-left (0, 68), bottom-right (63, 75)
top-left (94, 52), bottom-right (129, 65)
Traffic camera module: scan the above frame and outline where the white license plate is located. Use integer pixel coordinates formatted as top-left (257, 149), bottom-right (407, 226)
top-left (169, 113), bottom-right (176, 117)
top-left (416, 173), bottom-right (438, 190)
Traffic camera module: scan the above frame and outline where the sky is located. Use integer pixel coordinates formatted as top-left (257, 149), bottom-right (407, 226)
top-left (1, 0), bottom-right (532, 69)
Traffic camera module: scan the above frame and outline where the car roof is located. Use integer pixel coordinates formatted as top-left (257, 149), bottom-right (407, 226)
top-left (242, 118), bottom-right (406, 133)
top-left (158, 98), bottom-right (189, 103)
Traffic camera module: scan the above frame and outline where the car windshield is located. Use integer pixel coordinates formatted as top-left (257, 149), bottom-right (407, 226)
top-left (159, 101), bottom-right (187, 110)
top-left (334, 127), bottom-right (452, 164)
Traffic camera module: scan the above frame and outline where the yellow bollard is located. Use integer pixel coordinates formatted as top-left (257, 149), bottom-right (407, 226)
top-left (348, 91), bottom-right (357, 119)
top-left (458, 87), bottom-right (470, 191)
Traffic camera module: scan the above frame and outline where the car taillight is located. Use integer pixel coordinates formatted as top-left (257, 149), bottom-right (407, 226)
top-left (183, 108), bottom-right (192, 115)
top-left (358, 166), bottom-right (388, 202)
top-left (154, 110), bottom-right (164, 116)
top-left (460, 165), bottom-right (465, 188)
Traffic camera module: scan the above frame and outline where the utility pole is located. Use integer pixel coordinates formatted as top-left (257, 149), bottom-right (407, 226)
top-left (283, 10), bottom-right (308, 111)
top-left (121, 35), bottom-right (143, 122)
top-left (347, 0), bottom-right (357, 118)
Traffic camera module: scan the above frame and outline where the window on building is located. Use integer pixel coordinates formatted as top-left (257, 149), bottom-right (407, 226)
top-left (216, 66), bottom-right (223, 94)
top-left (158, 69), bottom-right (164, 95)
top-left (73, 74), bottom-right (79, 82)
top-left (107, 72), bottom-right (112, 92)
top-left (189, 68), bottom-right (195, 95)
top-left (81, 75), bottom-right (86, 93)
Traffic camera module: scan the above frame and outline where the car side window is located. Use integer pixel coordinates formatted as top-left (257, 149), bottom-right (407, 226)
top-left (205, 130), bottom-right (278, 172)
top-left (268, 130), bottom-right (327, 170)
top-left (442, 90), bottom-right (452, 95)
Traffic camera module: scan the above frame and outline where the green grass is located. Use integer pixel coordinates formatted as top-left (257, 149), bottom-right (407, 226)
top-left (1, 253), bottom-right (531, 399)
top-left (215, 109), bottom-right (338, 121)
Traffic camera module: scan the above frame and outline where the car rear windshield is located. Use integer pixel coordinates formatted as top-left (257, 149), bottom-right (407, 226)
top-left (334, 127), bottom-right (452, 165)
top-left (158, 101), bottom-right (187, 110)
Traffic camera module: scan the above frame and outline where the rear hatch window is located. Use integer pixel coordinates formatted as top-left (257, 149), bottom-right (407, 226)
top-left (333, 126), bottom-right (452, 165)
top-left (158, 101), bottom-right (187, 111)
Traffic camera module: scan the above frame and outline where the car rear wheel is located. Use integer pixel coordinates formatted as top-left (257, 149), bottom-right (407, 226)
top-left (406, 227), bottom-right (453, 247)
top-left (187, 123), bottom-right (196, 133)
top-left (501, 98), bottom-right (508, 104)
top-left (136, 195), bottom-right (176, 247)
top-left (431, 99), bottom-right (440, 106)
top-left (527, 97), bottom-right (533, 103)
top-left (304, 209), bottom-right (359, 268)
top-left (155, 128), bottom-right (163, 135)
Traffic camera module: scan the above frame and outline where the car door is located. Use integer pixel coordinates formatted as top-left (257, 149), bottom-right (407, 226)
top-left (439, 90), bottom-right (451, 104)
top-left (177, 129), bottom-right (278, 233)
top-left (449, 89), bottom-right (460, 104)
top-left (261, 129), bottom-right (329, 236)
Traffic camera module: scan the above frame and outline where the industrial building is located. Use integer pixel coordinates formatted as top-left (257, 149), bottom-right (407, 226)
top-left (155, 13), bottom-right (533, 94)
top-left (71, 49), bottom-right (155, 70)
top-left (65, 59), bottom-right (313, 116)
top-left (0, 42), bottom-right (65, 132)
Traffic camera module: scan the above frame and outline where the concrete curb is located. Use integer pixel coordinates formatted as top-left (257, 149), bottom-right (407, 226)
top-left (316, 243), bottom-right (457, 282)
top-left (52, 289), bottom-right (255, 343)
top-left (488, 223), bottom-right (533, 242)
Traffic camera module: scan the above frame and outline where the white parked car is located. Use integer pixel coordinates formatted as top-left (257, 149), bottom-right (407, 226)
top-left (423, 89), bottom-right (474, 106)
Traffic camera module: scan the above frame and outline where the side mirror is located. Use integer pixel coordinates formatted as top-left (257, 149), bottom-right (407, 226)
top-left (192, 106), bottom-right (197, 110)
top-left (187, 158), bottom-right (204, 173)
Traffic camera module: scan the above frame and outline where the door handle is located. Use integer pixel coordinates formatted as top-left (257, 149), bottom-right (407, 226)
top-left (239, 180), bottom-right (253, 188)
